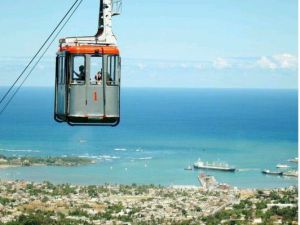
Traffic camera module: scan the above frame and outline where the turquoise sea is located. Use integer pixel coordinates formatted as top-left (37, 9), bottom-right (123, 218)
top-left (0, 87), bottom-right (297, 188)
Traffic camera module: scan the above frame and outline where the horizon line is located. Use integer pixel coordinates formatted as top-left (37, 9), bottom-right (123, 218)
top-left (0, 86), bottom-right (298, 91)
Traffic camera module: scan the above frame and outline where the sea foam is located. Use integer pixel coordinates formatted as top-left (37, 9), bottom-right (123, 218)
top-left (130, 157), bottom-right (153, 160)
top-left (0, 148), bottom-right (41, 153)
top-left (114, 148), bottom-right (127, 151)
top-left (78, 154), bottom-right (120, 161)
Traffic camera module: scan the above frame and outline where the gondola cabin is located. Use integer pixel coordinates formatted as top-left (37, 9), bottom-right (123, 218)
top-left (55, 45), bottom-right (121, 125)
top-left (54, 0), bottom-right (122, 126)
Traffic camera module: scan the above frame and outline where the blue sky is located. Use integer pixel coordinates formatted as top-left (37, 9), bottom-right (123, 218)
top-left (0, 0), bottom-right (297, 88)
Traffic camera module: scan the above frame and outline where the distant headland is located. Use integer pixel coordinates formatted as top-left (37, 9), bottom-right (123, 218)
top-left (0, 155), bottom-right (95, 168)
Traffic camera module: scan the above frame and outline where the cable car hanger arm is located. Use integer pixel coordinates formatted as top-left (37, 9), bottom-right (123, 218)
top-left (60, 0), bottom-right (121, 47)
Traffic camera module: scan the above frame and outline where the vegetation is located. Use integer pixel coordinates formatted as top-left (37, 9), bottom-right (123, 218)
top-left (0, 155), bottom-right (93, 167)
top-left (1, 213), bottom-right (93, 225)
top-left (201, 188), bottom-right (298, 225)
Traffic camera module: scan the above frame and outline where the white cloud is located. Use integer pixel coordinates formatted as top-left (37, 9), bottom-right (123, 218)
top-left (128, 54), bottom-right (296, 72)
top-left (256, 54), bottom-right (297, 70)
top-left (272, 53), bottom-right (297, 69)
top-left (257, 56), bottom-right (277, 70)
top-left (213, 57), bottom-right (231, 69)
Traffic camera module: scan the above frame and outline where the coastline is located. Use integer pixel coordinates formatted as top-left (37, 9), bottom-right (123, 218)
top-left (0, 164), bottom-right (297, 189)
top-left (0, 165), bottom-right (19, 169)
top-left (0, 155), bottom-right (95, 168)
top-left (0, 161), bottom-right (297, 189)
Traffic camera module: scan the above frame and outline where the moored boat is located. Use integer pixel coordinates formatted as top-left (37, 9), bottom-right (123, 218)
top-left (262, 169), bottom-right (283, 176)
top-left (184, 166), bottom-right (193, 171)
top-left (276, 164), bottom-right (290, 168)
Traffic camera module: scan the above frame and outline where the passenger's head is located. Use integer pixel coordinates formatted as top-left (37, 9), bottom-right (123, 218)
top-left (79, 65), bottom-right (84, 72)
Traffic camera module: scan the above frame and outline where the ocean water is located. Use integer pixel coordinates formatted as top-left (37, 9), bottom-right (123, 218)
top-left (0, 87), bottom-right (297, 188)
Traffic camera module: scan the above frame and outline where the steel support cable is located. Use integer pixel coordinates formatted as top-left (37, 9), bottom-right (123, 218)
top-left (0, 0), bottom-right (81, 107)
top-left (0, 0), bottom-right (84, 114)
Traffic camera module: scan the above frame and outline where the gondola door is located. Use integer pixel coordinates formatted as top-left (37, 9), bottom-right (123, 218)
top-left (68, 55), bottom-right (88, 118)
top-left (86, 55), bottom-right (105, 118)
top-left (55, 53), bottom-right (67, 119)
top-left (103, 54), bottom-right (120, 119)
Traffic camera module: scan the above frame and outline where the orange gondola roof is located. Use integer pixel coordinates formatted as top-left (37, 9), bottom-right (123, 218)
top-left (60, 45), bottom-right (119, 55)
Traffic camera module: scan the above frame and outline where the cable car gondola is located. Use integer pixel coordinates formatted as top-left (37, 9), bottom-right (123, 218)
top-left (54, 0), bottom-right (121, 126)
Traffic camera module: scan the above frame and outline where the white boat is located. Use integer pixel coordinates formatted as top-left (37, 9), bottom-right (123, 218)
top-left (276, 164), bottom-right (290, 168)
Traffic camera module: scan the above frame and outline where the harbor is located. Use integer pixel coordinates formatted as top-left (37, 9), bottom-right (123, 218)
top-left (184, 157), bottom-right (298, 182)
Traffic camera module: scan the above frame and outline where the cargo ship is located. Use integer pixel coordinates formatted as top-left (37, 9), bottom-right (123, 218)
top-left (193, 159), bottom-right (236, 172)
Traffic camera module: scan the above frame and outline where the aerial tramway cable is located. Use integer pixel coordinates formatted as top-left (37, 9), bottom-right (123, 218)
top-left (0, 0), bottom-right (84, 113)
top-left (0, 0), bottom-right (84, 114)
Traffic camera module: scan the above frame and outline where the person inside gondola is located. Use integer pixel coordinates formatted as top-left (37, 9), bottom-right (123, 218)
top-left (74, 65), bottom-right (85, 80)
top-left (95, 70), bottom-right (102, 83)
top-left (106, 74), bottom-right (113, 85)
